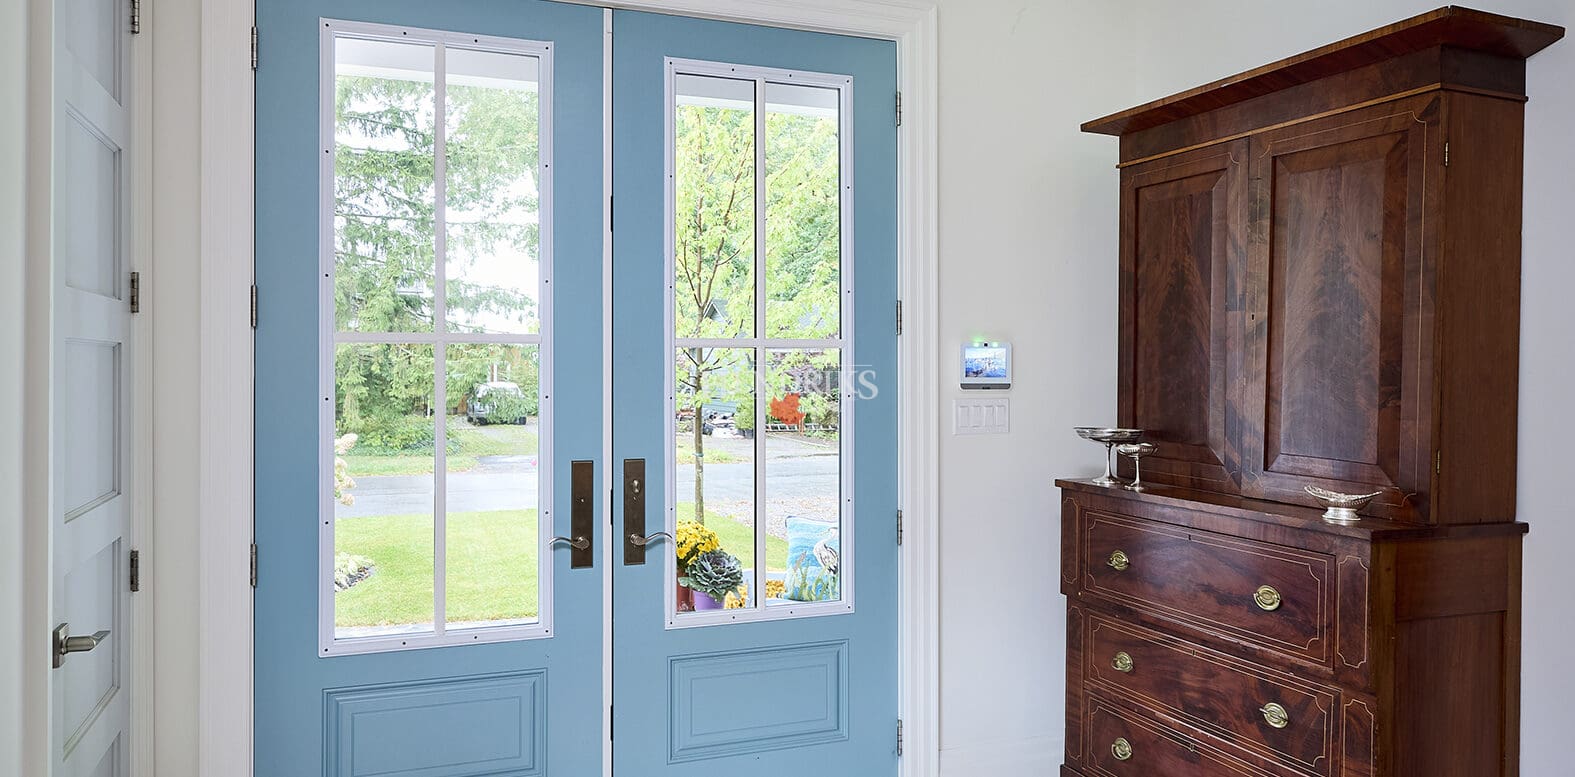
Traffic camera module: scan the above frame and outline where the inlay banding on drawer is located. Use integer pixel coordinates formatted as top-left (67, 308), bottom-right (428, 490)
top-left (1085, 614), bottom-right (1337, 775)
top-left (1082, 510), bottom-right (1334, 665)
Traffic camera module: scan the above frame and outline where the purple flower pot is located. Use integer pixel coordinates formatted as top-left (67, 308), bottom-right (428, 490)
top-left (693, 591), bottom-right (724, 610)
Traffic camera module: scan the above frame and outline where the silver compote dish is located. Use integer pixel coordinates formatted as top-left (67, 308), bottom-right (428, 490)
top-left (1304, 485), bottom-right (1383, 524)
top-left (1075, 427), bottom-right (1144, 487)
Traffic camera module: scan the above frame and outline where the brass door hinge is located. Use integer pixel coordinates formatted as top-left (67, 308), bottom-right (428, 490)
top-left (129, 272), bottom-right (140, 313)
top-left (250, 543), bottom-right (259, 588)
top-left (250, 284), bottom-right (259, 328)
top-left (129, 549), bottom-right (141, 592)
top-left (130, 0), bottom-right (141, 34)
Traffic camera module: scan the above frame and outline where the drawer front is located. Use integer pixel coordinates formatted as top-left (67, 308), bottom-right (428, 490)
top-left (1084, 694), bottom-right (1274, 777)
top-left (1087, 614), bottom-right (1337, 774)
top-left (1082, 510), bottom-right (1333, 664)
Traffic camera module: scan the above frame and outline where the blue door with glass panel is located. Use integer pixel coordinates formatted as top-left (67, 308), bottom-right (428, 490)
top-left (255, 3), bottom-right (898, 775)
top-left (253, 2), bottom-right (605, 775)
top-left (611, 10), bottom-right (899, 776)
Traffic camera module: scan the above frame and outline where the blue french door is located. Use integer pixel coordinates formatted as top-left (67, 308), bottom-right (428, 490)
top-left (254, 2), bottom-right (605, 775)
top-left (611, 10), bottom-right (899, 777)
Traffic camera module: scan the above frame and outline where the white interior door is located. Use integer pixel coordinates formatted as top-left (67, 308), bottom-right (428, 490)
top-left (50, 0), bottom-right (136, 774)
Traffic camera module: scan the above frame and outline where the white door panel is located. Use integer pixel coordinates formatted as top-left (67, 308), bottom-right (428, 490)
top-left (51, 0), bottom-right (134, 775)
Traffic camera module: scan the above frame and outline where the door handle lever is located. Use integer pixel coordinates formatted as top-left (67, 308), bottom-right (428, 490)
top-left (551, 535), bottom-right (591, 550)
top-left (52, 623), bottom-right (111, 669)
top-left (628, 531), bottom-right (672, 548)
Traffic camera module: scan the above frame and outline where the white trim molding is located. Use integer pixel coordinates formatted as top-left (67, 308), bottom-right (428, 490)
top-left (197, 0), bottom-right (257, 775)
top-left (197, 2), bottom-right (938, 776)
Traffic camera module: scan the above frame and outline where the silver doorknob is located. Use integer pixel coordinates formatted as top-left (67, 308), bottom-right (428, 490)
top-left (52, 623), bottom-right (111, 669)
top-left (628, 531), bottom-right (672, 547)
top-left (550, 535), bottom-right (590, 550)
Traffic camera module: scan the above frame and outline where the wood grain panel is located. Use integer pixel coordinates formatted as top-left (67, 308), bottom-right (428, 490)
top-left (1118, 142), bottom-right (1246, 493)
top-left (1394, 614), bottom-right (1507, 777)
top-left (1243, 96), bottom-right (1438, 520)
top-left (1086, 615), bottom-right (1337, 774)
top-left (1082, 511), bottom-right (1332, 665)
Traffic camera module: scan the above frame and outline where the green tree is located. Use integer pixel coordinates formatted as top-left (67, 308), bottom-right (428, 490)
top-left (674, 99), bottom-right (843, 523)
top-left (333, 70), bottom-right (544, 443)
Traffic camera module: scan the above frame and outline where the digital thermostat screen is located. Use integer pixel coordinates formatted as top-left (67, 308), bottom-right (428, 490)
top-left (963, 346), bottom-right (1009, 379)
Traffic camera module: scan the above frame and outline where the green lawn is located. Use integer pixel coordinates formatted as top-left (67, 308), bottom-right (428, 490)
top-left (335, 509), bottom-right (538, 627)
top-left (675, 439), bottom-right (743, 464)
top-left (335, 503), bottom-right (782, 627)
top-left (343, 423), bottom-right (538, 478)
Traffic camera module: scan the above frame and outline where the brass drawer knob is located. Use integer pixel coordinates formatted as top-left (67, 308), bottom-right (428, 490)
top-left (1112, 651), bottom-right (1134, 673)
top-left (1107, 550), bottom-right (1130, 571)
top-left (1260, 702), bottom-right (1290, 729)
top-left (1253, 584), bottom-right (1282, 611)
top-left (1111, 737), bottom-right (1133, 761)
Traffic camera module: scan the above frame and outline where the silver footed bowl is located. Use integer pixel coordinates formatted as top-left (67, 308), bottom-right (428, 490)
top-left (1304, 485), bottom-right (1383, 524)
top-left (1074, 427), bottom-right (1144, 444)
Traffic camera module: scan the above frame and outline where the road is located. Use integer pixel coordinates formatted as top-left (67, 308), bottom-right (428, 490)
top-left (338, 437), bottom-right (839, 518)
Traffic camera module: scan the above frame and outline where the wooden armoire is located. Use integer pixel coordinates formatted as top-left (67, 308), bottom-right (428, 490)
top-left (1057, 8), bottom-right (1563, 777)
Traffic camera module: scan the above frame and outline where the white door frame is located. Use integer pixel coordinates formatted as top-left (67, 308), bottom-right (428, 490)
top-left (195, 1), bottom-right (938, 776)
top-left (11, 0), bottom-right (158, 774)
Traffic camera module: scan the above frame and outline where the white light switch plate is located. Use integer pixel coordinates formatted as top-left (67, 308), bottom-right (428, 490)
top-left (952, 397), bottom-right (1010, 435)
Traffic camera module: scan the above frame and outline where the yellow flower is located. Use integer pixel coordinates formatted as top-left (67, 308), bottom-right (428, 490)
top-left (725, 584), bottom-right (748, 609)
top-left (675, 519), bottom-right (720, 569)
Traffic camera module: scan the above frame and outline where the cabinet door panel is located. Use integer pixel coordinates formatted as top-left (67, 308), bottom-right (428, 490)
top-left (1244, 96), bottom-right (1439, 520)
top-left (1118, 141), bottom-right (1247, 493)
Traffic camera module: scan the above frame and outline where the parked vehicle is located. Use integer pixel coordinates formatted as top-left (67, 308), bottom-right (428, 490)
top-left (467, 381), bottom-right (531, 425)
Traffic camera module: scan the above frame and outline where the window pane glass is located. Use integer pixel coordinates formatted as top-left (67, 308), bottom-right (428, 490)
top-left (334, 39), bottom-right (437, 333)
top-left (444, 344), bottom-right (541, 627)
top-left (333, 343), bottom-right (437, 637)
top-left (764, 83), bottom-right (840, 339)
top-left (674, 75), bottom-right (755, 340)
top-left (674, 347), bottom-right (762, 611)
top-left (444, 49), bottom-right (543, 335)
top-left (764, 349), bottom-right (842, 606)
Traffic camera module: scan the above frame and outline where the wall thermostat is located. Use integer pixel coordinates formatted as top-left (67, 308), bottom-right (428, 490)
top-left (961, 342), bottom-right (1011, 390)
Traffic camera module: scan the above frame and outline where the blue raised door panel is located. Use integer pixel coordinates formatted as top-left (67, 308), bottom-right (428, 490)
top-left (669, 641), bottom-right (849, 762)
top-left (325, 672), bottom-right (546, 777)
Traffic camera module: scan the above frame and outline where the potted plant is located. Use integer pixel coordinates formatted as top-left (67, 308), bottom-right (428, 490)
top-left (675, 519), bottom-right (719, 611)
top-left (679, 550), bottom-right (745, 611)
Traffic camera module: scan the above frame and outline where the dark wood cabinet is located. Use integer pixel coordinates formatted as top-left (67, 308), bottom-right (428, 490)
top-left (1242, 95), bottom-right (1440, 520)
top-left (1064, 7), bottom-right (1561, 777)
top-left (1118, 140), bottom-right (1247, 494)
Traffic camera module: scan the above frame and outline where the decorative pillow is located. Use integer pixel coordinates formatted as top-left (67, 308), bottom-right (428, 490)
top-left (783, 516), bottom-right (840, 602)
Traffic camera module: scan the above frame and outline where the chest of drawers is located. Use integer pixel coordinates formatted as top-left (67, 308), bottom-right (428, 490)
top-left (1058, 481), bottom-right (1525, 777)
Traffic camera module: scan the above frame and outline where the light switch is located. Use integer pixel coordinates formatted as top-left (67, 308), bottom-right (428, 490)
top-left (952, 397), bottom-right (1009, 435)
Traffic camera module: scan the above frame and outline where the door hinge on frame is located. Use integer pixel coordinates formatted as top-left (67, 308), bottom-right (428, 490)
top-left (895, 91), bottom-right (903, 127)
top-left (129, 271), bottom-right (140, 313)
top-left (1443, 141), bottom-right (1450, 167)
top-left (129, 550), bottom-right (141, 592)
top-left (130, 0), bottom-right (141, 34)
top-left (250, 543), bottom-right (259, 588)
top-left (251, 26), bottom-right (259, 71)
top-left (250, 284), bottom-right (258, 328)
top-left (897, 718), bottom-right (904, 757)
top-left (896, 509), bottom-right (904, 546)
top-left (895, 300), bottom-right (903, 336)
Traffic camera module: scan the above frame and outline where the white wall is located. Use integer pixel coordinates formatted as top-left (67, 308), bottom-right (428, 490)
top-left (1130, 3), bottom-right (1575, 774)
top-left (1, 0), bottom-right (34, 775)
top-left (932, 1), bottom-right (1133, 773)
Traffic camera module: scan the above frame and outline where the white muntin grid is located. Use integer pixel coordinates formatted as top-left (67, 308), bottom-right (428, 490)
top-left (662, 57), bottom-right (857, 628)
top-left (317, 19), bottom-right (556, 656)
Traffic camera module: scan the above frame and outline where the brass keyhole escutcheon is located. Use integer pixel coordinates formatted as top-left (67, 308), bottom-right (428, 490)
top-left (1111, 737), bottom-right (1133, 761)
top-left (1254, 584), bottom-right (1282, 611)
top-left (1112, 651), bottom-right (1134, 673)
top-left (1107, 550), bottom-right (1130, 571)
top-left (1260, 702), bottom-right (1290, 729)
